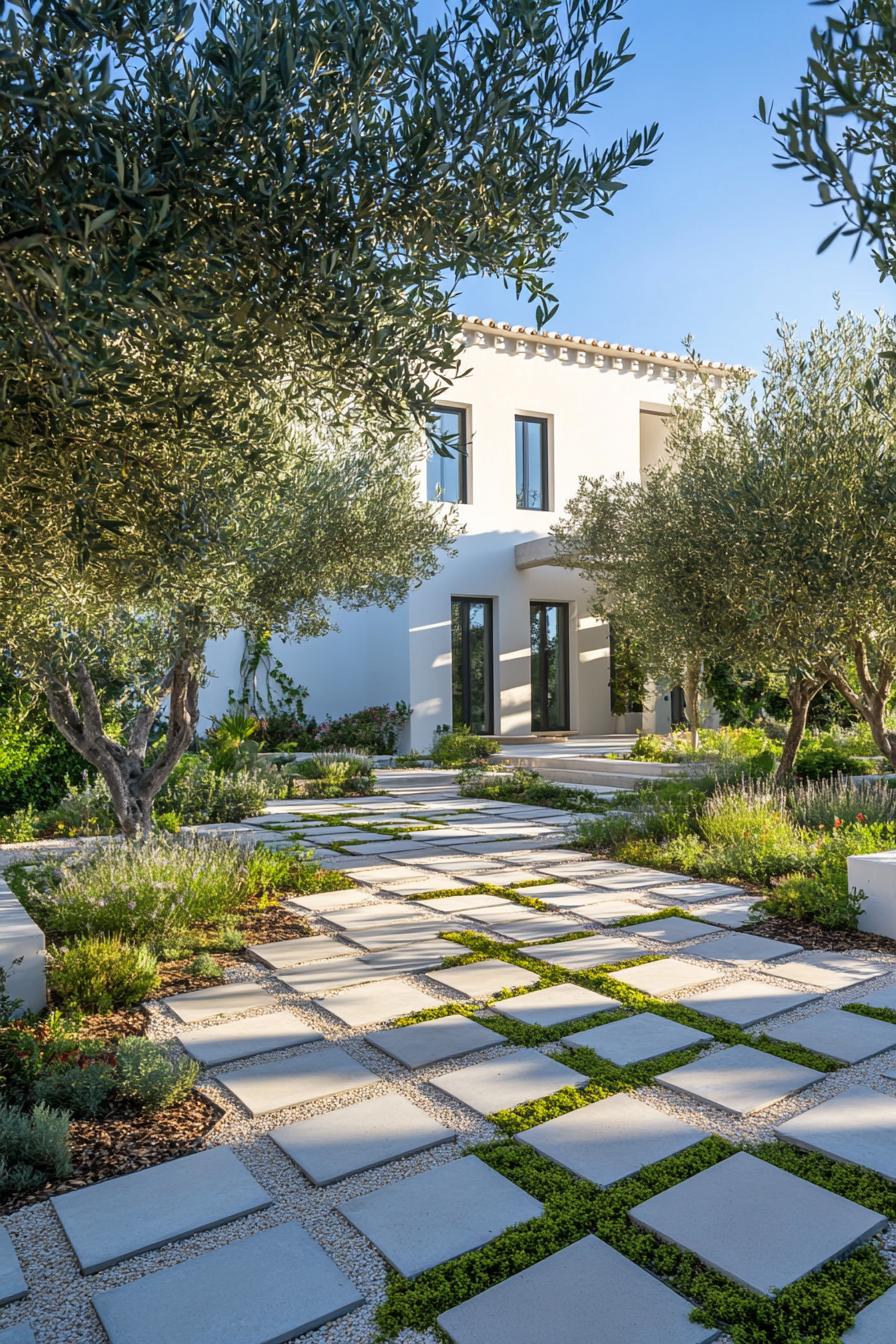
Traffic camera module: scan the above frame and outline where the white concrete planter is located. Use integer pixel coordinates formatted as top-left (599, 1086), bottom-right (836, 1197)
top-left (0, 874), bottom-right (46, 1015)
top-left (847, 850), bottom-right (896, 940)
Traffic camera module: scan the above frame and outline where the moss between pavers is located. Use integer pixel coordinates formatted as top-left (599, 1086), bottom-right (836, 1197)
top-left (842, 1002), bottom-right (896, 1026)
top-left (376, 1136), bottom-right (895, 1343)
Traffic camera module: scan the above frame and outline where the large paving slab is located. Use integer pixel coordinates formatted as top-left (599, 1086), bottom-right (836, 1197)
top-left (627, 916), bottom-right (717, 943)
top-left (429, 1048), bottom-right (589, 1115)
top-left (416, 893), bottom-right (514, 915)
top-left (247, 935), bottom-right (355, 969)
top-left (378, 876), bottom-right (475, 896)
top-left (327, 903), bottom-right (436, 929)
top-left (270, 1094), bottom-right (456, 1184)
top-left (607, 957), bottom-right (721, 995)
top-left (177, 1011), bottom-right (323, 1066)
top-left (695, 899), bottom-right (759, 928)
top-left (528, 883), bottom-right (611, 907)
top-left (842, 1281), bottom-right (896, 1342)
top-left (51, 1146), bottom-right (271, 1273)
top-left (649, 881), bottom-right (745, 903)
top-left (0, 1326), bottom-right (36, 1344)
top-left (214, 1045), bottom-right (377, 1117)
top-left (763, 1008), bottom-right (896, 1063)
top-left (855, 982), bottom-right (896, 1012)
top-left (520, 934), bottom-right (644, 970)
top-left (285, 888), bottom-right (365, 912)
top-left (340, 919), bottom-right (466, 950)
top-left (563, 1011), bottom-right (712, 1065)
top-left (92, 1220), bottom-right (363, 1344)
top-left (490, 983), bottom-right (619, 1028)
top-left (0, 1227), bottom-right (26, 1305)
top-left (656, 1043), bottom-right (824, 1116)
top-left (437, 1234), bottom-right (720, 1344)
top-left (691, 931), bottom-right (803, 963)
top-left (425, 959), bottom-right (541, 998)
top-left (312, 978), bottom-right (445, 1027)
top-left (629, 1151), bottom-right (887, 1295)
top-left (365, 1014), bottom-right (504, 1066)
top-left (762, 952), bottom-right (893, 991)
top-left (590, 869), bottom-right (688, 892)
top-left (517, 1092), bottom-right (711, 1186)
top-left (567, 896), bottom-right (665, 923)
top-left (338, 1154), bottom-right (543, 1278)
top-left (277, 945), bottom-right (450, 993)
top-left (678, 979), bottom-right (823, 1025)
top-left (537, 860), bottom-right (631, 878)
top-left (163, 981), bottom-right (273, 1024)
top-left (470, 910), bottom-right (578, 941)
top-left (775, 1084), bottom-right (896, 1180)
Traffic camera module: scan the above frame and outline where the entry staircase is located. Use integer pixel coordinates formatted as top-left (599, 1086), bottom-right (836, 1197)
top-left (492, 738), bottom-right (695, 793)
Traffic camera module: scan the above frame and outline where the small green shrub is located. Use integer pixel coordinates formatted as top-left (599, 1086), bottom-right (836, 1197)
top-left (393, 750), bottom-right (427, 767)
top-left (245, 842), bottom-right (351, 898)
top-left (793, 739), bottom-right (876, 781)
top-left (34, 1060), bottom-right (116, 1118)
top-left (459, 766), bottom-right (607, 813)
top-left (627, 732), bottom-right (667, 761)
top-left (0, 804), bottom-right (39, 843)
top-left (49, 936), bottom-right (160, 1011)
top-left (114, 1037), bottom-right (199, 1110)
top-left (156, 755), bottom-right (285, 824)
top-left (186, 952), bottom-right (224, 982)
top-left (205, 706), bottom-right (261, 771)
top-left (0, 1027), bottom-right (42, 1097)
top-left (40, 777), bottom-right (116, 837)
top-left (0, 1102), bottom-right (72, 1195)
top-left (431, 725), bottom-right (499, 768)
top-left (764, 822), bottom-right (892, 929)
top-left (286, 750), bottom-right (374, 797)
top-left (17, 836), bottom-right (247, 942)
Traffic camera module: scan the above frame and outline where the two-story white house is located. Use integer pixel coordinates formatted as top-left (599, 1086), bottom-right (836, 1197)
top-left (203, 317), bottom-right (738, 750)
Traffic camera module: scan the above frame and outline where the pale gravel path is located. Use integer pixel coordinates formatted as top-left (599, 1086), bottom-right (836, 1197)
top-left (4, 773), bottom-right (896, 1344)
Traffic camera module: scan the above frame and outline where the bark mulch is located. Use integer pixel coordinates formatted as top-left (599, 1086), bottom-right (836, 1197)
top-left (0, 1091), bottom-right (222, 1216)
top-left (750, 914), bottom-right (896, 955)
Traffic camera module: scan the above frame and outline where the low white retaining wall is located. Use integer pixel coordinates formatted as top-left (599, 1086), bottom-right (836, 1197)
top-left (0, 874), bottom-right (46, 1016)
top-left (847, 850), bottom-right (896, 940)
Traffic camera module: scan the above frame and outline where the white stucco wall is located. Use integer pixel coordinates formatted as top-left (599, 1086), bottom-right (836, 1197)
top-left (202, 322), bottom-right (730, 746)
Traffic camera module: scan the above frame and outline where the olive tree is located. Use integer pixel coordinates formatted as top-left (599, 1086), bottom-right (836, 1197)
top-left (0, 0), bottom-right (659, 834)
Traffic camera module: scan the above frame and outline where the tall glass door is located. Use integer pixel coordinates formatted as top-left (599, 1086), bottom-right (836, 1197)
top-left (451, 598), bottom-right (494, 734)
top-left (530, 602), bottom-right (569, 731)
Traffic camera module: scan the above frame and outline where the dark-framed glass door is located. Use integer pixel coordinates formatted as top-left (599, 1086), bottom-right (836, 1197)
top-left (530, 601), bottom-right (569, 731)
top-left (451, 598), bottom-right (494, 734)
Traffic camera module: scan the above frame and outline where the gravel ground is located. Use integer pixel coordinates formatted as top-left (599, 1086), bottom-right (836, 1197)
top-left (4, 776), bottom-right (896, 1344)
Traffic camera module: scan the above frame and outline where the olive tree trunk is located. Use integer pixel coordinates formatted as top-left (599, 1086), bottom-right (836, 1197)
top-left (774, 674), bottom-right (828, 782)
top-left (825, 641), bottom-right (896, 767)
top-left (43, 656), bottom-right (201, 841)
top-left (682, 656), bottom-right (703, 752)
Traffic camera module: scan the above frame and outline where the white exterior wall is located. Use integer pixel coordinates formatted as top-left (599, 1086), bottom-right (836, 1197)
top-left (203, 323), bottom-right (729, 748)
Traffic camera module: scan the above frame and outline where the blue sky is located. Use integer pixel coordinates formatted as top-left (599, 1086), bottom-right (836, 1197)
top-left (456, 0), bottom-right (888, 369)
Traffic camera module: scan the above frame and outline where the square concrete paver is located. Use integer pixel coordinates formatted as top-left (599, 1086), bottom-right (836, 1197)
top-left (842, 1281), bottom-right (896, 1342)
top-left (416, 893), bottom-right (511, 915)
top-left (430, 1048), bottom-right (589, 1115)
top-left (366, 1015), bottom-right (505, 1067)
top-left (763, 953), bottom-right (893, 991)
top-left (629, 1151), bottom-right (886, 1295)
top-left (0, 1326), bottom-right (35, 1344)
top-left (0, 1227), bottom-right (26, 1305)
top-left (425, 959), bottom-right (540, 999)
top-left (270, 1094), bottom-right (456, 1184)
top-left (328, 903), bottom-right (433, 929)
top-left (338, 1154), bottom-right (543, 1278)
top-left (692, 932), bottom-right (803, 963)
top-left (92, 1220), bottom-right (363, 1344)
top-left (286, 889), bottom-right (365, 913)
top-left (856, 983), bottom-right (896, 1012)
top-left (163, 981), bottom-right (272, 1024)
top-left (437, 1234), bottom-right (719, 1344)
top-left (472, 911), bottom-right (578, 941)
top-left (649, 881), bottom-right (745, 903)
top-left (572, 896), bottom-right (666, 922)
top-left (775, 1084), bottom-right (896, 1180)
top-left (696, 900), bottom-right (759, 928)
top-left (520, 935), bottom-right (644, 970)
top-left (277, 946), bottom-right (448, 994)
top-left (563, 1011), bottom-right (712, 1065)
top-left (764, 1009), bottom-right (896, 1063)
top-left (656, 1044), bottom-right (824, 1116)
top-left (590, 869), bottom-right (685, 892)
top-left (51, 1146), bottom-right (271, 1273)
top-left (607, 957), bottom-right (720, 995)
top-left (177, 1011), bottom-right (323, 1066)
top-left (629, 917), bottom-right (718, 943)
top-left (247, 934), bottom-right (355, 969)
top-left (517, 1093), bottom-right (711, 1187)
top-left (379, 876), bottom-right (474, 896)
top-left (679, 979), bottom-right (823, 1025)
top-left (491, 983), bottom-right (619, 1028)
top-left (215, 1045), bottom-right (377, 1117)
top-left (313, 979), bottom-right (445, 1027)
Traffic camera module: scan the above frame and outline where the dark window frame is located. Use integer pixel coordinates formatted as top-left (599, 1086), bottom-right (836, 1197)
top-left (530, 600), bottom-right (570, 731)
top-left (451, 597), bottom-right (494, 735)
top-left (427, 405), bottom-right (469, 504)
top-left (515, 414), bottom-right (549, 511)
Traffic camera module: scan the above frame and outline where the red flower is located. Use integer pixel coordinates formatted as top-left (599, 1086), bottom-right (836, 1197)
top-left (856, 813), bottom-right (867, 823)
top-left (833, 817), bottom-right (843, 829)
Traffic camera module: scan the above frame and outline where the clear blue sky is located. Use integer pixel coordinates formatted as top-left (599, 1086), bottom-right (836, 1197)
top-left (456, 0), bottom-right (888, 369)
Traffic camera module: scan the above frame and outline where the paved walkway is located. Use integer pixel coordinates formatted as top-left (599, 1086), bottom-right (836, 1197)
top-left (3, 769), bottom-right (896, 1342)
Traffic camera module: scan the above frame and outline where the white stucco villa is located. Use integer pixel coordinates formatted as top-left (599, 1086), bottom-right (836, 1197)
top-left (204, 317), bottom-right (739, 752)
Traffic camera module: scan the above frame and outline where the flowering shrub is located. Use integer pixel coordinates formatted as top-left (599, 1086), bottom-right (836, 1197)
top-left (48, 935), bottom-right (159, 1011)
top-left (312, 702), bottom-right (410, 755)
top-left (764, 821), bottom-right (896, 928)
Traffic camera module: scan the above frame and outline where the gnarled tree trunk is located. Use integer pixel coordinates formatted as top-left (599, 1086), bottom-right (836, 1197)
top-left (824, 640), bottom-right (896, 767)
top-left (775, 673), bottom-right (828, 782)
top-left (43, 655), bottom-right (201, 840)
top-left (682, 655), bottom-right (702, 752)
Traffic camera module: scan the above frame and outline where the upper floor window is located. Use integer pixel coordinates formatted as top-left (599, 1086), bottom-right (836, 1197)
top-left (427, 405), bottom-right (468, 503)
top-left (515, 415), bottom-right (549, 510)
